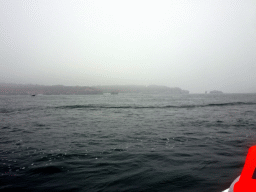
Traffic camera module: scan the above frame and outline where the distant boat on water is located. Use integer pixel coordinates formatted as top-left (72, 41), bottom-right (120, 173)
top-left (31, 94), bottom-right (36, 96)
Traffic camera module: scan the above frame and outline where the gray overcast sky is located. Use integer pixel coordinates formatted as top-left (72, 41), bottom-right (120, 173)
top-left (1, 0), bottom-right (256, 93)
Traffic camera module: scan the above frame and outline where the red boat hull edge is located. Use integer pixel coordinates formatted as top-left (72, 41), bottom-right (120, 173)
top-left (222, 175), bottom-right (240, 192)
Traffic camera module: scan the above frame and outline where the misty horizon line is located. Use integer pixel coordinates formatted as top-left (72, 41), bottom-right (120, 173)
top-left (2, 82), bottom-right (256, 94)
top-left (0, 82), bottom-right (249, 94)
top-left (0, 82), bottom-right (187, 89)
top-left (0, 82), bottom-right (186, 88)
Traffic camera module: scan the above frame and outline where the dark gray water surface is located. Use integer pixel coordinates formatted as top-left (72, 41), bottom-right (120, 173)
top-left (1, 93), bottom-right (256, 192)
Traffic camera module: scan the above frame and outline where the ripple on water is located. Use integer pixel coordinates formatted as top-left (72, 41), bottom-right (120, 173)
top-left (29, 165), bottom-right (63, 175)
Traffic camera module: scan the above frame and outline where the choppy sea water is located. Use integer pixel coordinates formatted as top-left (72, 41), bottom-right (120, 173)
top-left (1, 93), bottom-right (256, 192)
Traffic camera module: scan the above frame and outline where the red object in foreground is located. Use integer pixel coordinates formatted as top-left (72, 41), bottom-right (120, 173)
top-left (234, 146), bottom-right (256, 192)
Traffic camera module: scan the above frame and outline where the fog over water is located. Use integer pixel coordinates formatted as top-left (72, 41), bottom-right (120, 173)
top-left (1, 0), bottom-right (256, 93)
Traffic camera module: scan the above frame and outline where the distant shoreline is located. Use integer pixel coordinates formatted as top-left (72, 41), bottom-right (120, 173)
top-left (0, 83), bottom-right (189, 95)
